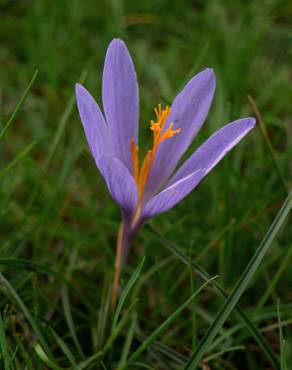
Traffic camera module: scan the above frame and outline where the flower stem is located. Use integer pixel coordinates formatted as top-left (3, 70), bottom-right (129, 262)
top-left (112, 221), bottom-right (134, 309)
top-left (112, 224), bottom-right (124, 309)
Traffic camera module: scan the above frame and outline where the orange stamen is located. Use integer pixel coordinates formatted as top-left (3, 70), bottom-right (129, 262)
top-left (130, 104), bottom-right (181, 206)
top-left (130, 139), bottom-right (139, 184)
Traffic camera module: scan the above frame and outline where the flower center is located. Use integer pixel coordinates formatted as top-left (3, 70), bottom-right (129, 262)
top-left (130, 104), bottom-right (181, 206)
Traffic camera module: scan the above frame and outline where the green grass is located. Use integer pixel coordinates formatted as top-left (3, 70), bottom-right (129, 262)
top-left (0, 0), bottom-right (291, 369)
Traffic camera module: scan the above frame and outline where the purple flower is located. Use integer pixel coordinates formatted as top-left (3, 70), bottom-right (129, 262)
top-left (76, 38), bottom-right (255, 301)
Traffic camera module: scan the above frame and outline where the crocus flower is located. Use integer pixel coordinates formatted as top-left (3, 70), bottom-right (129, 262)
top-left (76, 38), bottom-right (255, 301)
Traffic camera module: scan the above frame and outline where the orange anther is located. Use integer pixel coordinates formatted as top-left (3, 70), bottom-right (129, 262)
top-left (131, 104), bottom-right (181, 206)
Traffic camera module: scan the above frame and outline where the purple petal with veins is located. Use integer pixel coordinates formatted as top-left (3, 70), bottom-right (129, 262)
top-left (143, 68), bottom-right (215, 201)
top-left (142, 169), bottom-right (206, 220)
top-left (76, 83), bottom-right (110, 166)
top-left (102, 39), bottom-right (139, 173)
top-left (168, 117), bottom-right (256, 186)
top-left (97, 156), bottom-right (138, 220)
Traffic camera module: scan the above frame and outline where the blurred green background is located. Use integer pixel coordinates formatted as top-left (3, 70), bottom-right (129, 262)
top-left (0, 0), bottom-right (291, 368)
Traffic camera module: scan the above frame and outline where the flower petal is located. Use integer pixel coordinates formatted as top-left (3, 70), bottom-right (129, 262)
top-left (144, 68), bottom-right (215, 200)
top-left (142, 169), bottom-right (205, 220)
top-left (168, 117), bottom-right (256, 186)
top-left (102, 38), bottom-right (139, 173)
top-left (97, 156), bottom-right (138, 218)
top-left (76, 83), bottom-right (110, 163)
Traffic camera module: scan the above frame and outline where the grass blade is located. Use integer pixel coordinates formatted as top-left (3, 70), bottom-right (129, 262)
top-left (119, 311), bottom-right (137, 367)
top-left (204, 345), bottom-right (245, 363)
top-left (0, 273), bottom-right (54, 360)
top-left (61, 285), bottom-right (85, 359)
top-left (0, 314), bottom-right (10, 370)
top-left (189, 245), bottom-right (197, 349)
top-left (14, 335), bottom-right (33, 369)
top-left (44, 70), bottom-right (87, 169)
top-left (112, 257), bottom-right (145, 332)
top-left (61, 245), bottom-right (85, 359)
top-left (104, 299), bottom-right (139, 355)
top-left (34, 343), bottom-right (64, 370)
top-left (0, 258), bottom-right (71, 286)
top-left (255, 244), bottom-right (292, 314)
top-left (277, 299), bottom-right (286, 370)
top-left (136, 334), bottom-right (187, 365)
top-left (0, 141), bottom-right (37, 177)
top-left (248, 95), bottom-right (288, 194)
top-left (74, 352), bottom-right (103, 370)
top-left (0, 71), bottom-right (38, 140)
top-left (185, 190), bottom-right (292, 369)
top-left (50, 328), bottom-right (77, 366)
top-left (23, 70), bottom-right (87, 215)
top-left (147, 224), bottom-right (280, 369)
top-left (120, 275), bottom-right (218, 369)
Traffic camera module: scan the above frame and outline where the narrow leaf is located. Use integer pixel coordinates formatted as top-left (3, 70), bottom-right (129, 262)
top-left (112, 257), bottom-right (145, 332)
top-left (0, 258), bottom-right (70, 286)
top-left (0, 71), bottom-right (38, 139)
top-left (121, 275), bottom-right (218, 369)
top-left (248, 95), bottom-right (288, 194)
top-left (0, 274), bottom-right (54, 360)
top-left (0, 141), bottom-right (37, 177)
top-left (185, 190), bottom-right (292, 369)
top-left (44, 70), bottom-right (87, 169)
top-left (74, 352), bottom-right (103, 370)
top-left (34, 343), bottom-right (64, 370)
top-left (50, 328), bottom-right (76, 366)
top-left (147, 224), bottom-right (280, 369)
top-left (277, 299), bottom-right (286, 370)
top-left (0, 314), bottom-right (10, 370)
